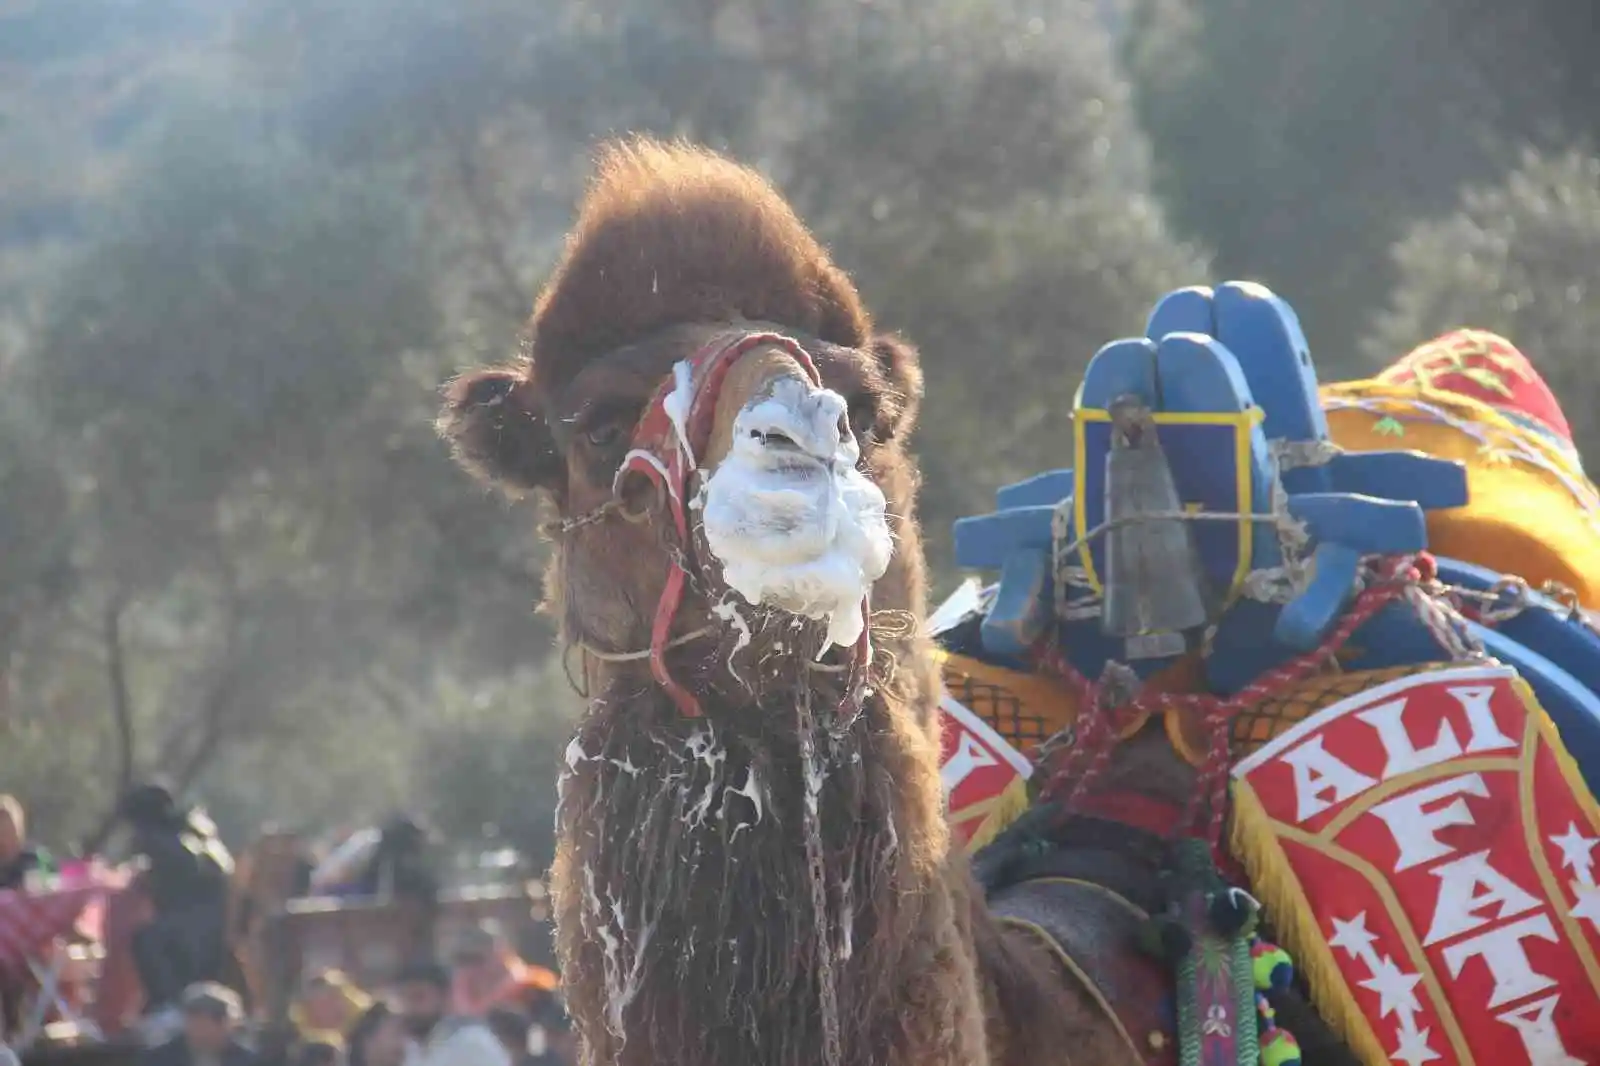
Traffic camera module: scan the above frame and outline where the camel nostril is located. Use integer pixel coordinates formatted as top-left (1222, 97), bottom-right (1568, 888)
top-left (752, 429), bottom-right (798, 450)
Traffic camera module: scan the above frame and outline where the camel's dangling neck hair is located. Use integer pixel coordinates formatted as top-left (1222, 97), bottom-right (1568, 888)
top-left (552, 614), bottom-right (948, 1066)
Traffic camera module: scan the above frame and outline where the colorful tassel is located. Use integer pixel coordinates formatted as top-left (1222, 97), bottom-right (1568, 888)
top-left (1252, 960), bottom-right (1301, 1066)
top-left (1250, 938), bottom-right (1294, 992)
top-left (1259, 1028), bottom-right (1301, 1066)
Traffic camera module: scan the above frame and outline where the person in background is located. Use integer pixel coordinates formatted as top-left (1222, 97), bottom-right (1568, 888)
top-left (357, 816), bottom-right (439, 906)
top-left (292, 1043), bottom-right (342, 1066)
top-left (307, 827), bottom-right (383, 897)
top-left (0, 795), bottom-right (55, 891)
top-left (449, 923), bottom-right (558, 1020)
top-left (483, 1009), bottom-right (532, 1066)
top-left (253, 824), bottom-right (316, 899)
top-left (345, 1003), bottom-right (408, 1066)
top-left (291, 971), bottom-right (371, 1048)
top-left (141, 983), bottom-right (258, 1066)
top-left (394, 960), bottom-right (508, 1066)
top-left (0, 795), bottom-right (59, 1035)
top-left (115, 782), bottom-right (236, 1019)
top-left (526, 999), bottom-right (575, 1066)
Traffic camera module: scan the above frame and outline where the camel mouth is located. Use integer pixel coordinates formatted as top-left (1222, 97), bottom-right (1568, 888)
top-left (698, 376), bottom-right (892, 650)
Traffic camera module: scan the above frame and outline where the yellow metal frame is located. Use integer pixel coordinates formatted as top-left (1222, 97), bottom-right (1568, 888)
top-left (1071, 406), bottom-right (1263, 600)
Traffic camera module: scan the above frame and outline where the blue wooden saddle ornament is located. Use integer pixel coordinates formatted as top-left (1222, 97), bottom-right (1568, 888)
top-left (953, 282), bottom-right (1466, 679)
top-left (947, 282), bottom-right (1600, 794)
top-left (1143, 284), bottom-right (1463, 681)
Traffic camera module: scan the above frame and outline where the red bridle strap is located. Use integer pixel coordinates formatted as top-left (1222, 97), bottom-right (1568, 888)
top-left (614, 330), bottom-right (825, 717)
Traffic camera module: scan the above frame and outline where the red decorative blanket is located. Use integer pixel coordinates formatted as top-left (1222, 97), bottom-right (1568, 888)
top-left (1232, 665), bottom-right (1600, 1064)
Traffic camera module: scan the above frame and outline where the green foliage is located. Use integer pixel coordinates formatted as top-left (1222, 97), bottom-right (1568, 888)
top-left (1367, 150), bottom-right (1600, 455)
top-left (5, 98), bottom-right (552, 845)
top-left (785, 1), bottom-right (1209, 556)
top-left (1122, 0), bottom-right (1594, 368)
top-left (32, 104), bottom-right (435, 578)
top-left (0, 412), bottom-right (72, 643)
top-left (413, 669), bottom-right (581, 869)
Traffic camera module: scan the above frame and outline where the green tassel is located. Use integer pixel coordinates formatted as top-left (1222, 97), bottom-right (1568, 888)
top-left (1176, 938), bottom-right (1203, 1066)
top-left (1229, 920), bottom-right (1259, 1066)
top-left (1168, 839), bottom-right (1260, 1066)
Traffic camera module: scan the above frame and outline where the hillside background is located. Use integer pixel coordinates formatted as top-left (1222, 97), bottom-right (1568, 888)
top-left (4, 0), bottom-right (1599, 862)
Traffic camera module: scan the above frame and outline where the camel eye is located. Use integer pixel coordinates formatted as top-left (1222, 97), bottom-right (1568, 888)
top-left (848, 398), bottom-right (878, 442)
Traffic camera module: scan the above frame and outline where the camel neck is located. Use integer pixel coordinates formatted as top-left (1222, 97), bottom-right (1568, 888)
top-left (553, 682), bottom-right (949, 1066)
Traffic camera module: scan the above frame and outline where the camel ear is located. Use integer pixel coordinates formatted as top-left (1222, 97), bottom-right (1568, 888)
top-left (868, 333), bottom-right (923, 442)
top-left (437, 368), bottom-right (561, 497)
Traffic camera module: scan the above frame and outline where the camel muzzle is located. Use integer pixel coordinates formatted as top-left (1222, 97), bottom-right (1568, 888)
top-left (609, 330), bottom-right (884, 717)
top-left (700, 374), bottom-right (891, 650)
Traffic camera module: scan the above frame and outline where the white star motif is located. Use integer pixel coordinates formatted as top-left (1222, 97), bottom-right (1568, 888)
top-left (1550, 823), bottom-right (1597, 878)
top-left (1329, 911), bottom-right (1435, 1062)
top-left (1570, 885), bottom-right (1600, 930)
top-left (1392, 1025), bottom-right (1441, 1066)
top-left (1328, 912), bottom-right (1379, 960)
top-left (1358, 955), bottom-right (1422, 1020)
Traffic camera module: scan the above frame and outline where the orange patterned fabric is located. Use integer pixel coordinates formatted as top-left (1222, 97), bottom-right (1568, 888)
top-left (939, 654), bottom-right (1078, 753)
top-left (1325, 329), bottom-right (1600, 608)
top-left (937, 654), bottom-right (1441, 769)
top-left (1375, 329), bottom-right (1572, 444)
top-left (1223, 662), bottom-right (1450, 756)
top-left (938, 652), bottom-right (1207, 758)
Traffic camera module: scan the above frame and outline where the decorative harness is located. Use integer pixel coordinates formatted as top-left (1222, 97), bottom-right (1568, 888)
top-left (554, 328), bottom-right (874, 718)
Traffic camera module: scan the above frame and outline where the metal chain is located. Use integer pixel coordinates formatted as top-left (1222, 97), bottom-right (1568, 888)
top-left (797, 685), bottom-right (843, 1066)
top-left (540, 497), bottom-right (626, 539)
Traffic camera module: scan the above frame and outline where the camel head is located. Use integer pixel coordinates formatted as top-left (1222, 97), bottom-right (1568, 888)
top-left (438, 140), bottom-right (927, 715)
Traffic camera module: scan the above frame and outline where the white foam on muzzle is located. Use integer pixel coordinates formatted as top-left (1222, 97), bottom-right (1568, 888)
top-left (661, 359), bottom-right (697, 469)
top-left (699, 376), bottom-right (892, 650)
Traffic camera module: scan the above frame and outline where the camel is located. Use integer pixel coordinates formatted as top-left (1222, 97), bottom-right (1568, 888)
top-left (437, 140), bottom-right (1352, 1066)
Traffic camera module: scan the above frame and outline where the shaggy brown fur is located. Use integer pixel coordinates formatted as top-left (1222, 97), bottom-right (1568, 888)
top-left (439, 139), bottom-right (1129, 1066)
top-left (528, 141), bottom-right (872, 395)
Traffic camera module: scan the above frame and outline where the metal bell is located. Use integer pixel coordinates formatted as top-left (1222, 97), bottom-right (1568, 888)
top-left (1100, 396), bottom-right (1211, 658)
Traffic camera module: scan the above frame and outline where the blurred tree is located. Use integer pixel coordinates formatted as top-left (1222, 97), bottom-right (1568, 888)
top-left (780, 0), bottom-right (1207, 550)
top-left (1123, 0), bottom-right (1600, 370)
top-left (234, 0), bottom-right (571, 346)
top-left (238, 0), bottom-right (1207, 570)
top-left (413, 667), bottom-right (580, 873)
top-left (1366, 149), bottom-right (1600, 457)
top-left (0, 411), bottom-right (73, 696)
top-left (13, 102), bottom-right (547, 844)
top-left (0, 0), bottom-right (239, 356)
top-left (194, 676), bottom-right (420, 843)
top-left (0, 409), bottom-right (85, 834)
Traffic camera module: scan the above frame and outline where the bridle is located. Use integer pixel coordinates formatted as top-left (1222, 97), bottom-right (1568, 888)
top-left (547, 328), bottom-right (875, 718)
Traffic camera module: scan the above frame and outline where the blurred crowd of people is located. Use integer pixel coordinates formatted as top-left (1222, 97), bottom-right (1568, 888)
top-left (1, 787), bottom-right (569, 1066)
top-left (138, 915), bottom-right (573, 1066)
top-left (0, 785), bottom-right (239, 1042)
